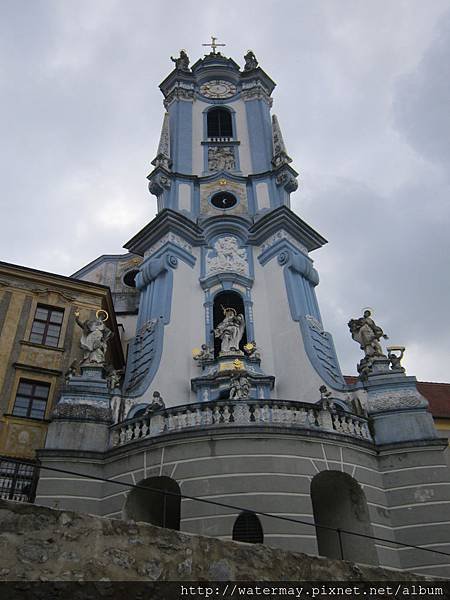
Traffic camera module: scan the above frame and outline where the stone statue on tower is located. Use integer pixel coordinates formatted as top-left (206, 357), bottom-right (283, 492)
top-left (214, 307), bottom-right (245, 353)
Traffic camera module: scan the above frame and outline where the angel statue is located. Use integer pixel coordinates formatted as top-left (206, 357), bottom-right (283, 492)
top-left (348, 309), bottom-right (388, 361)
top-left (214, 307), bottom-right (245, 353)
top-left (75, 309), bottom-right (113, 366)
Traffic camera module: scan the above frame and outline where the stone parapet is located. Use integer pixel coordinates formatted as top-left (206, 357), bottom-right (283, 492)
top-left (109, 398), bottom-right (372, 449)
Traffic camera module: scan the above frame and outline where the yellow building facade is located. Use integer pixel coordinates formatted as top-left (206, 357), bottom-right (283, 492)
top-left (0, 261), bottom-right (123, 499)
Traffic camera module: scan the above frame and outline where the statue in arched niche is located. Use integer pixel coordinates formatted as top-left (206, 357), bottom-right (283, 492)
top-left (214, 307), bottom-right (245, 353)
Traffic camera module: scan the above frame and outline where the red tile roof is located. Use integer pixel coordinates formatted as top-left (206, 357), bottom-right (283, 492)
top-left (344, 376), bottom-right (450, 419)
top-left (417, 382), bottom-right (450, 419)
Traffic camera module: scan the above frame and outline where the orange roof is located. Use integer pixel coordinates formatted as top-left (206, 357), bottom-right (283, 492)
top-left (417, 382), bottom-right (450, 419)
top-left (344, 376), bottom-right (450, 419)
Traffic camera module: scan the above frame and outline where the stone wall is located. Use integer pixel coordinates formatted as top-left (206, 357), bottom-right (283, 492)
top-left (0, 499), bottom-right (428, 582)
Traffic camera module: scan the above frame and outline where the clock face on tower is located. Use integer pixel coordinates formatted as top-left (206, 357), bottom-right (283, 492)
top-left (200, 80), bottom-right (237, 99)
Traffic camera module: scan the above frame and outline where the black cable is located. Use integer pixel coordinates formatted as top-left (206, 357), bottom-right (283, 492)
top-left (4, 456), bottom-right (450, 559)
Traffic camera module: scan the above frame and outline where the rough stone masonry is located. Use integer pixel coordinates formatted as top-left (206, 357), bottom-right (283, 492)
top-left (0, 499), bottom-right (430, 582)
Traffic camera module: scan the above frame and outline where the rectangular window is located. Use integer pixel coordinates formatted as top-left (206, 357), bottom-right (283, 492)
top-left (12, 379), bottom-right (50, 420)
top-left (0, 457), bottom-right (39, 503)
top-left (29, 304), bottom-right (64, 347)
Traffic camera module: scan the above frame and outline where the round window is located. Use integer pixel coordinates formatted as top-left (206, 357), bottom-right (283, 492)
top-left (210, 191), bottom-right (237, 210)
top-left (123, 269), bottom-right (139, 288)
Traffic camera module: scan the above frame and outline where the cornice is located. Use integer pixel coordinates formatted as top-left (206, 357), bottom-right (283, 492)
top-left (72, 253), bottom-right (140, 279)
top-left (123, 209), bottom-right (204, 256)
top-left (249, 206), bottom-right (327, 252)
top-left (0, 261), bottom-right (115, 297)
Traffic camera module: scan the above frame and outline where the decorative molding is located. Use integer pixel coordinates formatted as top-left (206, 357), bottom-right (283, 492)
top-left (30, 288), bottom-right (76, 302)
top-left (367, 389), bottom-right (428, 413)
top-left (19, 340), bottom-right (65, 354)
top-left (13, 362), bottom-right (63, 376)
top-left (53, 401), bottom-right (111, 423)
top-left (275, 169), bottom-right (298, 193)
top-left (151, 112), bottom-right (171, 170)
top-left (260, 229), bottom-right (308, 257)
top-left (135, 253), bottom-right (178, 290)
top-left (145, 232), bottom-right (193, 259)
top-left (123, 317), bottom-right (165, 397)
top-left (241, 84), bottom-right (273, 106)
top-left (148, 171), bottom-right (172, 197)
top-left (279, 250), bottom-right (319, 287)
top-left (271, 115), bottom-right (292, 168)
top-left (299, 316), bottom-right (346, 390)
top-left (163, 87), bottom-right (195, 109)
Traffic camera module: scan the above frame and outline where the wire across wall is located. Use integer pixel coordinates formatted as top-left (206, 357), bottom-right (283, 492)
top-left (3, 456), bottom-right (450, 563)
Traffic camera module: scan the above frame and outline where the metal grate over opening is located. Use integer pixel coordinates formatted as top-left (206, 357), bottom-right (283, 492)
top-left (0, 457), bottom-right (39, 503)
top-left (232, 511), bottom-right (264, 544)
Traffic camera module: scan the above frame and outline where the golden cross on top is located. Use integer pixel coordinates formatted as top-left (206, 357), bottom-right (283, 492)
top-left (202, 36), bottom-right (226, 54)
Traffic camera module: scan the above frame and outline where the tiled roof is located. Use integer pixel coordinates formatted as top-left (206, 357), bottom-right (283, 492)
top-left (417, 382), bottom-right (450, 418)
top-left (344, 376), bottom-right (450, 419)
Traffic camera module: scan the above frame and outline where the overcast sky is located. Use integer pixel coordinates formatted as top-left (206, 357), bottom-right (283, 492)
top-left (1, 1), bottom-right (449, 382)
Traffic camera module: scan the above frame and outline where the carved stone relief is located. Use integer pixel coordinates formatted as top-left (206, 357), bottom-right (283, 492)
top-left (208, 146), bottom-right (236, 171)
top-left (206, 236), bottom-right (249, 276)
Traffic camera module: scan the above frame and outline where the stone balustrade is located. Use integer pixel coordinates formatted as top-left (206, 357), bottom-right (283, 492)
top-left (109, 399), bottom-right (372, 448)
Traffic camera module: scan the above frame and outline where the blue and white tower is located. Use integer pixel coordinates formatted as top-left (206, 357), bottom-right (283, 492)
top-left (121, 46), bottom-right (345, 413)
top-left (38, 46), bottom-right (450, 577)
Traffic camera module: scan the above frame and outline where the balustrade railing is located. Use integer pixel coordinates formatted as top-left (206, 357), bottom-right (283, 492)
top-left (207, 136), bottom-right (233, 143)
top-left (109, 399), bottom-right (372, 448)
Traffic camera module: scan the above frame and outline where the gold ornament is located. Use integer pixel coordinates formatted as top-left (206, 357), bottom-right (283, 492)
top-left (244, 342), bottom-right (255, 352)
top-left (233, 359), bottom-right (244, 370)
top-left (95, 309), bottom-right (109, 322)
top-left (192, 348), bottom-right (201, 358)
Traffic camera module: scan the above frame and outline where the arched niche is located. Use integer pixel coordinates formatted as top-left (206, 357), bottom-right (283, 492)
top-left (232, 511), bottom-right (264, 544)
top-left (213, 290), bottom-right (247, 357)
top-left (310, 470), bottom-right (378, 565)
top-left (124, 476), bottom-right (181, 530)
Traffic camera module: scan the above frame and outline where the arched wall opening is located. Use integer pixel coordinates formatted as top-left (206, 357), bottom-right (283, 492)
top-left (212, 290), bottom-right (247, 357)
top-left (310, 470), bottom-right (378, 565)
top-left (232, 512), bottom-right (264, 544)
top-left (123, 476), bottom-right (181, 530)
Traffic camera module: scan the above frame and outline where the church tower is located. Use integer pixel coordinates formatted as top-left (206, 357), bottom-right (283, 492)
top-left (37, 45), bottom-right (450, 578)
top-left (121, 45), bottom-right (344, 415)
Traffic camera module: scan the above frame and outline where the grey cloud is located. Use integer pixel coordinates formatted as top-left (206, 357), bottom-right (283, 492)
top-left (1, 0), bottom-right (449, 381)
top-left (393, 14), bottom-right (450, 170)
